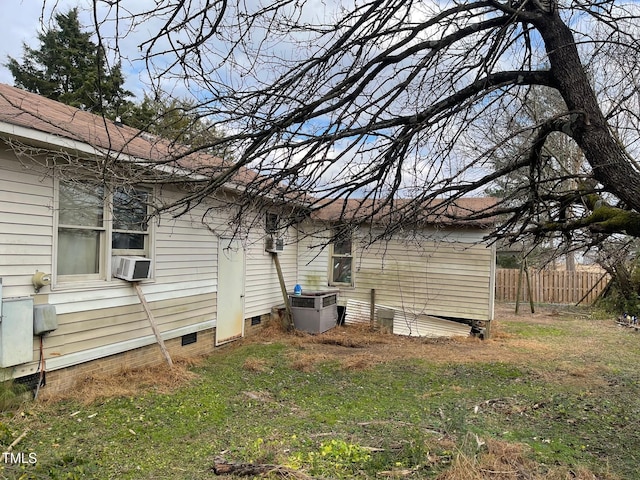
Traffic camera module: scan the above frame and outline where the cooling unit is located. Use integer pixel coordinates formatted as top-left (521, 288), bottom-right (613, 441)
top-left (112, 256), bottom-right (152, 281)
top-left (265, 237), bottom-right (284, 253)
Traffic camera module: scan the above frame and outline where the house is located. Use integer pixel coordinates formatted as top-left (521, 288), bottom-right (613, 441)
top-left (0, 83), bottom-right (304, 395)
top-left (297, 198), bottom-right (496, 335)
top-left (0, 83), bottom-right (495, 396)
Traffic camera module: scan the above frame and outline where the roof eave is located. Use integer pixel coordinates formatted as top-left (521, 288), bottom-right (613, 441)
top-left (0, 119), bottom-right (314, 210)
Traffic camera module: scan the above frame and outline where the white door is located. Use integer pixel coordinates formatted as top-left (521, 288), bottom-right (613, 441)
top-left (216, 238), bottom-right (245, 345)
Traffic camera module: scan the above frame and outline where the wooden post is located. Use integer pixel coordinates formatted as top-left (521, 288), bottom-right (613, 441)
top-left (515, 259), bottom-right (525, 314)
top-left (272, 253), bottom-right (294, 330)
top-left (524, 259), bottom-right (535, 314)
top-left (133, 282), bottom-right (173, 368)
top-left (370, 289), bottom-right (376, 328)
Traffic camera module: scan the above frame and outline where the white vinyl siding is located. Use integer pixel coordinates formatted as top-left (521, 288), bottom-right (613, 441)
top-left (345, 228), bottom-right (494, 321)
top-left (243, 227), bottom-right (297, 319)
top-left (296, 223), bottom-right (330, 290)
top-left (0, 154), bottom-right (54, 298)
top-left (0, 154), bottom-right (220, 375)
top-left (44, 286), bottom-right (216, 358)
top-left (154, 193), bottom-right (218, 285)
top-left (353, 243), bottom-right (492, 320)
top-left (300, 223), bottom-right (494, 322)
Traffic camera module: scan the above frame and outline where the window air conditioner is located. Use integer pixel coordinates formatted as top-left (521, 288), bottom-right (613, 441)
top-left (265, 237), bottom-right (284, 253)
top-left (112, 256), bottom-right (152, 281)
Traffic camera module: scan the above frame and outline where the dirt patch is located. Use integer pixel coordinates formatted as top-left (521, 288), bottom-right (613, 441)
top-left (252, 303), bottom-right (618, 392)
top-left (435, 437), bottom-right (614, 480)
top-left (243, 356), bottom-right (271, 372)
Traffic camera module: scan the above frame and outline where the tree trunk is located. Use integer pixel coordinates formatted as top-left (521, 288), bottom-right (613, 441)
top-left (565, 252), bottom-right (575, 272)
top-left (535, 10), bottom-right (640, 212)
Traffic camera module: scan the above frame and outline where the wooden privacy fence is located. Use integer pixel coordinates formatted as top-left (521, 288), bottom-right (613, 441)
top-left (495, 269), bottom-right (610, 305)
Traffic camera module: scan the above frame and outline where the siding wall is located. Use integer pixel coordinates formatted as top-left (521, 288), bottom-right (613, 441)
top-left (155, 193), bottom-right (301, 320)
top-left (296, 225), bottom-right (331, 290)
top-left (298, 223), bottom-right (495, 322)
top-left (0, 149), bottom-right (304, 382)
top-left (351, 231), bottom-right (494, 320)
top-left (244, 226), bottom-right (298, 318)
top-left (0, 152), bottom-right (54, 298)
top-left (155, 200), bottom-right (218, 285)
top-left (0, 151), bottom-right (221, 380)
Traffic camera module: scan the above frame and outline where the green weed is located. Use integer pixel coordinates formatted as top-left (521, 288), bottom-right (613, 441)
top-left (0, 380), bottom-right (29, 412)
top-left (0, 307), bottom-right (638, 479)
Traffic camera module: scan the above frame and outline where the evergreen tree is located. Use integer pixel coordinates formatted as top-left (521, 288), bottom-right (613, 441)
top-left (123, 94), bottom-right (230, 158)
top-left (6, 8), bottom-right (130, 118)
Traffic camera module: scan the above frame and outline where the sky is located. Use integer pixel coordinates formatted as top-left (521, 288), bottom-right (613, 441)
top-left (3, 0), bottom-right (637, 201)
top-left (0, 1), bottom-right (149, 97)
top-left (0, 1), bottom-right (75, 85)
top-left (0, 0), bottom-right (535, 197)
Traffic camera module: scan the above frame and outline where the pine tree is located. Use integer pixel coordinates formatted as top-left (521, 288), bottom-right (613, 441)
top-left (6, 8), bottom-right (130, 119)
top-left (123, 94), bottom-right (230, 158)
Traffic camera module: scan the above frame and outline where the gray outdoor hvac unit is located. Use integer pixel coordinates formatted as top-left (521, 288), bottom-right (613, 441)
top-left (289, 291), bottom-right (338, 334)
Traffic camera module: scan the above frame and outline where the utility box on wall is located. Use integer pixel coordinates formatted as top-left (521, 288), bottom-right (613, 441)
top-left (34, 304), bottom-right (57, 335)
top-left (0, 297), bottom-right (34, 367)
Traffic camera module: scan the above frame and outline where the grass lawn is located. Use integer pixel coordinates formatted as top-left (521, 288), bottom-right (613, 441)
top-left (1, 304), bottom-right (639, 479)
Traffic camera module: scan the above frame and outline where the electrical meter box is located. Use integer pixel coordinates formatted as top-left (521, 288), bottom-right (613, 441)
top-left (0, 297), bottom-right (34, 367)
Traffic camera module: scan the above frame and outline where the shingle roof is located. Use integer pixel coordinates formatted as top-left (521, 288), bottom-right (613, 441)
top-left (311, 196), bottom-right (497, 227)
top-left (0, 82), bottom-right (169, 159)
top-left (0, 83), bottom-right (496, 227)
top-left (0, 82), bottom-right (260, 184)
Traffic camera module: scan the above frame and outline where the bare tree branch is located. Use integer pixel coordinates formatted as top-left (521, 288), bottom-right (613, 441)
top-left (22, 0), bottom-right (639, 254)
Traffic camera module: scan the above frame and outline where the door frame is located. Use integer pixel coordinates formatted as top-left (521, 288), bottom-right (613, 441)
top-left (216, 238), bottom-right (246, 345)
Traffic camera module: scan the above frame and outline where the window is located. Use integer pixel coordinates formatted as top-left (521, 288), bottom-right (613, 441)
top-left (56, 180), bottom-right (151, 281)
top-left (266, 213), bottom-right (280, 235)
top-left (57, 181), bottom-right (105, 277)
top-left (329, 229), bottom-right (353, 286)
top-left (112, 186), bottom-right (150, 256)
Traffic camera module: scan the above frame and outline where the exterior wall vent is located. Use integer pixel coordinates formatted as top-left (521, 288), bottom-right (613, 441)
top-left (14, 372), bottom-right (44, 390)
top-left (181, 332), bottom-right (197, 346)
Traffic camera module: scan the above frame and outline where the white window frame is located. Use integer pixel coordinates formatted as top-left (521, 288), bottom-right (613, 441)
top-left (111, 186), bottom-right (152, 258)
top-left (328, 228), bottom-right (354, 287)
top-left (53, 178), bottom-right (154, 286)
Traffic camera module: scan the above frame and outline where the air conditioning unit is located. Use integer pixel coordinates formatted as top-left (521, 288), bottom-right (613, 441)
top-left (265, 237), bottom-right (284, 253)
top-left (112, 256), bottom-right (152, 281)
